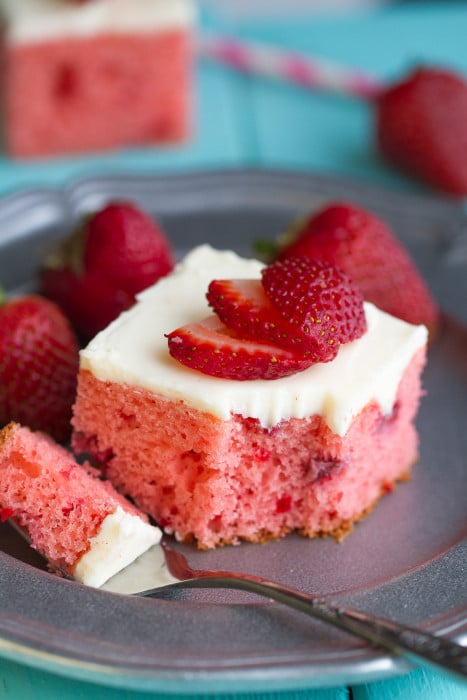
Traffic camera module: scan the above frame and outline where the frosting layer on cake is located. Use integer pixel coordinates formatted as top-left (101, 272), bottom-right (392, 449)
top-left (0, 0), bottom-right (195, 44)
top-left (73, 506), bottom-right (161, 587)
top-left (80, 245), bottom-right (428, 436)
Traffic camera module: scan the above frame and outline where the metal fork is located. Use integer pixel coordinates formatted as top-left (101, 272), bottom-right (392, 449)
top-left (137, 543), bottom-right (467, 682)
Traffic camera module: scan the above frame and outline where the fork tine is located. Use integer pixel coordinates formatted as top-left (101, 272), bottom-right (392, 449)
top-left (161, 542), bottom-right (197, 580)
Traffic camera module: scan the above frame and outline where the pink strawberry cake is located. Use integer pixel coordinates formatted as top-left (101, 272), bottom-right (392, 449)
top-left (72, 246), bottom-right (428, 549)
top-left (0, 422), bottom-right (161, 586)
top-left (0, 0), bottom-right (195, 157)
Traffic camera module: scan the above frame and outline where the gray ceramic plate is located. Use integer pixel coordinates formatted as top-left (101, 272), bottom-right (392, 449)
top-left (0, 170), bottom-right (466, 694)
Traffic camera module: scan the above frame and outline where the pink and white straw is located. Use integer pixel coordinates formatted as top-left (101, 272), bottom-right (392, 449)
top-left (198, 34), bottom-right (383, 100)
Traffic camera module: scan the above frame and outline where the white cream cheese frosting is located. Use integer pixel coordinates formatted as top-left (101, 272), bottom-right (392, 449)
top-left (0, 0), bottom-right (195, 44)
top-left (73, 505), bottom-right (161, 588)
top-left (80, 245), bottom-right (428, 437)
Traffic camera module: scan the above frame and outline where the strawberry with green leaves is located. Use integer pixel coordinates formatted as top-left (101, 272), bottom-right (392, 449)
top-left (0, 294), bottom-right (79, 441)
top-left (274, 202), bottom-right (439, 336)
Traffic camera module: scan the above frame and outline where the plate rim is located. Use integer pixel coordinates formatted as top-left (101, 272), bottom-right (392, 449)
top-left (0, 168), bottom-right (466, 693)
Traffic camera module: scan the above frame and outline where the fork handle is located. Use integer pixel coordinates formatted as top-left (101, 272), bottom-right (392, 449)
top-left (158, 574), bottom-right (467, 681)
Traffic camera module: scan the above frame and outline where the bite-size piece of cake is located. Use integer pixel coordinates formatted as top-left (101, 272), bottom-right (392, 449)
top-left (0, 0), bottom-right (195, 157)
top-left (72, 246), bottom-right (428, 549)
top-left (0, 422), bottom-right (161, 586)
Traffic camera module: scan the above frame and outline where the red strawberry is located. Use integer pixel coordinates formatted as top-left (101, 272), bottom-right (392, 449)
top-left (168, 257), bottom-right (366, 380)
top-left (207, 278), bottom-right (323, 360)
top-left (276, 202), bottom-right (439, 334)
top-left (262, 258), bottom-right (367, 361)
top-left (0, 507), bottom-right (14, 522)
top-left (83, 202), bottom-right (174, 295)
top-left (166, 316), bottom-right (314, 381)
top-left (376, 67), bottom-right (467, 196)
top-left (40, 267), bottom-right (134, 341)
top-left (41, 201), bottom-right (174, 341)
top-left (0, 295), bottom-right (79, 441)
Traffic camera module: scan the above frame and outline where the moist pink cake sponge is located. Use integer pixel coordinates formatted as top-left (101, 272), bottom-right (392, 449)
top-left (72, 348), bottom-right (426, 550)
top-left (0, 422), bottom-right (156, 577)
top-left (71, 246), bottom-right (428, 550)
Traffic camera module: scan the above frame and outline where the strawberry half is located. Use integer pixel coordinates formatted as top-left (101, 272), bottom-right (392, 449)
top-left (168, 256), bottom-right (367, 381)
top-left (262, 258), bottom-right (367, 361)
top-left (42, 201), bottom-right (174, 341)
top-left (0, 295), bottom-right (79, 441)
top-left (276, 202), bottom-right (439, 334)
top-left (166, 316), bottom-right (314, 381)
top-left (207, 278), bottom-right (324, 361)
top-left (376, 67), bottom-right (467, 196)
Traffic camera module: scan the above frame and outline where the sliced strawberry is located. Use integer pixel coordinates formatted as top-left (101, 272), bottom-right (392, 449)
top-left (166, 316), bottom-right (314, 381)
top-left (207, 278), bottom-right (323, 360)
top-left (276, 202), bottom-right (439, 334)
top-left (376, 67), bottom-right (467, 196)
top-left (262, 257), bottom-right (367, 361)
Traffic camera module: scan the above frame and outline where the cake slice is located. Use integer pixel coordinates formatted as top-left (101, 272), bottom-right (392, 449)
top-left (0, 0), bottom-right (195, 157)
top-left (0, 422), bottom-right (161, 586)
top-left (72, 246), bottom-right (428, 549)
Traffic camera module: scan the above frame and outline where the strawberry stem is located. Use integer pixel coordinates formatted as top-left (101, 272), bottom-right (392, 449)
top-left (254, 217), bottom-right (307, 262)
top-left (253, 238), bottom-right (278, 262)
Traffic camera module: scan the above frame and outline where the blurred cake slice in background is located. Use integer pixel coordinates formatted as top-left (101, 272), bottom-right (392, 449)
top-left (0, 0), bottom-right (195, 157)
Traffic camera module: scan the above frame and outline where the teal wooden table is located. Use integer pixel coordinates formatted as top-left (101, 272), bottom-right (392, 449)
top-left (1, 1), bottom-right (466, 698)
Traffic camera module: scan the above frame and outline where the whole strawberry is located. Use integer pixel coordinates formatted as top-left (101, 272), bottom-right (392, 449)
top-left (0, 295), bottom-right (79, 442)
top-left (41, 201), bottom-right (174, 341)
top-left (376, 67), bottom-right (467, 196)
top-left (276, 202), bottom-right (439, 335)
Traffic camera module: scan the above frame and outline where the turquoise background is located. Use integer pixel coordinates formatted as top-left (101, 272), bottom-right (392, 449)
top-left (1, 1), bottom-right (467, 200)
top-left (1, 1), bottom-right (466, 698)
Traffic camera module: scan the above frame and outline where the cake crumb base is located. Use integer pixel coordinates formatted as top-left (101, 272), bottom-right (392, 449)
top-left (174, 467), bottom-right (414, 550)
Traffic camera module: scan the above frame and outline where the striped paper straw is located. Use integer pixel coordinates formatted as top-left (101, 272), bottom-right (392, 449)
top-left (198, 34), bottom-right (383, 100)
